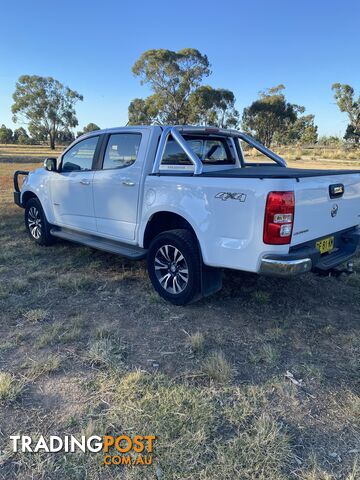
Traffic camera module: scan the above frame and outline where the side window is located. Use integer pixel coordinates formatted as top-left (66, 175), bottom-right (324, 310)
top-left (103, 133), bottom-right (142, 170)
top-left (62, 136), bottom-right (99, 172)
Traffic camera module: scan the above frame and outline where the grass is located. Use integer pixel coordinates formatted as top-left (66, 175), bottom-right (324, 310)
top-left (0, 155), bottom-right (359, 479)
top-left (249, 343), bottom-right (280, 366)
top-left (0, 143), bottom-right (64, 163)
top-left (35, 317), bottom-right (86, 347)
top-left (0, 372), bottom-right (23, 404)
top-left (21, 355), bottom-right (62, 380)
top-left (201, 351), bottom-right (233, 384)
top-left (23, 308), bottom-right (48, 322)
top-left (188, 331), bottom-right (205, 353)
top-left (85, 335), bottom-right (127, 370)
top-left (245, 144), bottom-right (360, 169)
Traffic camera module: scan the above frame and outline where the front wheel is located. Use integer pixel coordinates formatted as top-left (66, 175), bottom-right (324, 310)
top-left (25, 198), bottom-right (54, 246)
top-left (147, 229), bottom-right (202, 305)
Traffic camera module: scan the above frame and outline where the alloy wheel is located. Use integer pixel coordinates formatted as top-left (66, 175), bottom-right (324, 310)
top-left (154, 244), bottom-right (189, 294)
top-left (28, 206), bottom-right (42, 239)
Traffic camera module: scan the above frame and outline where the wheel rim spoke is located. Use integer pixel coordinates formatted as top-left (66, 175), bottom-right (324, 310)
top-left (159, 246), bottom-right (170, 262)
top-left (155, 258), bottom-right (168, 270)
top-left (178, 272), bottom-right (188, 282)
top-left (174, 248), bottom-right (184, 264)
top-left (159, 273), bottom-right (171, 289)
top-left (173, 276), bottom-right (181, 293)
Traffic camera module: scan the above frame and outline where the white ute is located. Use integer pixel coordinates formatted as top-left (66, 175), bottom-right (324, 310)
top-left (14, 126), bottom-right (360, 304)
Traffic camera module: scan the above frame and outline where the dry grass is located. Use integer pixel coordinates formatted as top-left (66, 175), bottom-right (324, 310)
top-left (0, 143), bottom-right (64, 163)
top-left (201, 351), bottom-right (233, 384)
top-left (21, 355), bottom-right (62, 380)
top-left (0, 372), bottom-right (24, 404)
top-left (85, 335), bottom-right (127, 370)
top-left (188, 330), bottom-right (205, 353)
top-left (245, 144), bottom-right (360, 169)
top-left (23, 308), bottom-right (49, 323)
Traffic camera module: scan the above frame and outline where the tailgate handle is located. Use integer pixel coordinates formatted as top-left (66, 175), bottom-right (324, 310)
top-left (329, 183), bottom-right (344, 199)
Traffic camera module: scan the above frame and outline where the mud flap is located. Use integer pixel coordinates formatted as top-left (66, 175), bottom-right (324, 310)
top-left (200, 264), bottom-right (223, 297)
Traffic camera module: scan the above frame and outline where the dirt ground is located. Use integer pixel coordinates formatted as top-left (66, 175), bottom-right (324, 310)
top-left (0, 156), bottom-right (359, 479)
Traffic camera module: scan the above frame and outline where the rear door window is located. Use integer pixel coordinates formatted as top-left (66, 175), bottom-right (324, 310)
top-left (103, 133), bottom-right (142, 170)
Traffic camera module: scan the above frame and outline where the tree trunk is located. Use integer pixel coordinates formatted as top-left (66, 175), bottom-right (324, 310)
top-left (49, 132), bottom-right (55, 150)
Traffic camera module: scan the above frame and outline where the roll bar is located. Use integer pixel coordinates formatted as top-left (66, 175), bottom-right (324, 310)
top-left (151, 126), bottom-right (287, 175)
top-left (152, 126), bottom-right (203, 175)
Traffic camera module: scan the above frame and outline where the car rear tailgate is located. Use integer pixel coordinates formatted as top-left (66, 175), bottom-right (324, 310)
top-left (291, 172), bottom-right (360, 246)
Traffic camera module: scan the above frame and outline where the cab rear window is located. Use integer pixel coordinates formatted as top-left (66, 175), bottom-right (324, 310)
top-left (161, 135), bottom-right (235, 168)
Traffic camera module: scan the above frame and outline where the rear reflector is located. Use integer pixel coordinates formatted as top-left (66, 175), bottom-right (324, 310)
top-left (263, 191), bottom-right (295, 245)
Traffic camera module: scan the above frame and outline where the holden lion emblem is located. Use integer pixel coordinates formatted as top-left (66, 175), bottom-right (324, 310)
top-left (331, 204), bottom-right (338, 217)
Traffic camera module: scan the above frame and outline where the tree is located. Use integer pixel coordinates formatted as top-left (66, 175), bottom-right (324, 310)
top-left (128, 97), bottom-right (158, 125)
top-left (28, 123), bottom-right (48, 143)
top-left (131, 48), bottom-right (211, 125)
top-left (57, 129), bottom-right (75, 144)
top-left (188, 86), bottom-right (239, 128)
top-left (128, 48), bottom-right (240, 127)
top-left (332, 83), bottom-right (360, 144)
top-left (279, 114), bottom-right (318, 145)
top-left (242, 85), bottom-right (318, 147)
top-left (77, 123), bottom-right (101, 137)
top-left (299, 121), bottom-right (318, 145)
top-left (12, 75), bottom-right (83, 149)
top-left (0, 124), bottom-right (13, 143)
top-left (13, 127), bottom-right (31, 144)
top-left (318, 135), bottom-right (343, 147)
top-left (242, 85), bottom-right (297, 147)
top-left (344, 124), bottom-right (360, 143)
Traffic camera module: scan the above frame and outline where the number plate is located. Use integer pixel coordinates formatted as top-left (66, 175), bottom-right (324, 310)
top-left (316, 236), bottom-right (334, 254)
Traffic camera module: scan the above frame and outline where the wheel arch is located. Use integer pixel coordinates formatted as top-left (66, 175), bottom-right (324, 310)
top-left (22, 190), bottom-right (53, 225)
top-left (22, 190), bottom-right (38, 206)
top-left (142, 210), bottom-right (201, 251)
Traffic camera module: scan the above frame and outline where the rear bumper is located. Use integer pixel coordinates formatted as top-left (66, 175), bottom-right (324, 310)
top-left (259, 227), bottom-right (360, 277)
top-left (259, 257), bottom-right (312, 276)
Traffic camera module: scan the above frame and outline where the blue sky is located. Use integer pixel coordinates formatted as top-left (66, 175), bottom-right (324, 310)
top-left (0, 0), bottom-right (359, 136)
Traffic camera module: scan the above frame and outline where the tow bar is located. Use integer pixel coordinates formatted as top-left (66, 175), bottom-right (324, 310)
top-left (322, 261), bottom-right (355, 278)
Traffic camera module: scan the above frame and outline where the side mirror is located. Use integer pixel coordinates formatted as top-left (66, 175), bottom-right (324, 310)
top-left (44, 158), bottom-right (57, 172)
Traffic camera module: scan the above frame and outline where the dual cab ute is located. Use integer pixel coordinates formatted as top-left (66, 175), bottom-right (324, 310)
top-left (14, 126), bottom-right (360, 304)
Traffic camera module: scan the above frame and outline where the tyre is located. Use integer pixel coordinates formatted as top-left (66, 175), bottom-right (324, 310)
top-left (25, 197), bottom-right (54, 246)
top-left (147, 229), bottom-right (202, 305)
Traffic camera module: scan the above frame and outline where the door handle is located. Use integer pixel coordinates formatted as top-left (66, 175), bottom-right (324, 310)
top-left (80, 179), bottom-right (91, 185)
top-left (122, 180), bottom-right (135, 187)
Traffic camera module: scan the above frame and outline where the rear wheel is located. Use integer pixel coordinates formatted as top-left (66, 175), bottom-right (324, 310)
top-left (147, 229), bottom-right (202, 305)
top-left (25, 198), bottom-right (54, 246)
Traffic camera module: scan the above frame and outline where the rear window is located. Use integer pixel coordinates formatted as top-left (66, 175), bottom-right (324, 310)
top-left (161, 135), bottom-right (235, 168)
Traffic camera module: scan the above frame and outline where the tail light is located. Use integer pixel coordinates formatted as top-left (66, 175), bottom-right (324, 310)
top-left (263, 191), bottom-right (295, 245)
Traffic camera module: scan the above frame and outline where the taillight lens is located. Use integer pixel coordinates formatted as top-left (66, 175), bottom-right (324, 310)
top-left (263, 191), bottom-right (295, 245)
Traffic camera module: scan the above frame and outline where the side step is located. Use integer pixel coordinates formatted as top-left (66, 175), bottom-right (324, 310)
top-left (50, 227), bottom-right (147, 260)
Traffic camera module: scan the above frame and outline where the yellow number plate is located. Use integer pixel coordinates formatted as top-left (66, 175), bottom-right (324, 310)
top-left (316, 236), bottom-right (334, 254)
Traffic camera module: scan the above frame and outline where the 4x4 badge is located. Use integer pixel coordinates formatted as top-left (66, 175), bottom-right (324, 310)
top-left (215, 192), bottom-right (247, 202)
